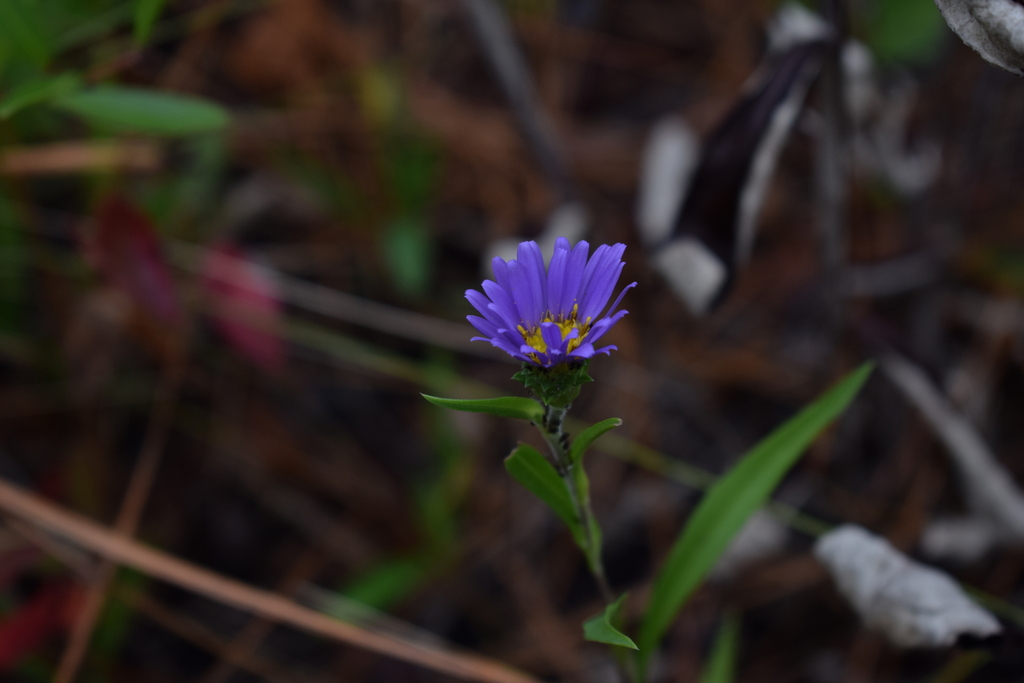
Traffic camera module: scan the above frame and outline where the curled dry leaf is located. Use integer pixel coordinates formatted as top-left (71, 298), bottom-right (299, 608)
top-left (815, 525), bottom-right (1001, 648)
top-left (933, 0), bottom-right (1024, 74)
top-left (636, 116), bottom-right (699, 249)
top-left (642, 3), bottom-right (828, 316)
top-left (920, 516), bottom-right (1000, 564)
top-left (201, 243), bottom-right (284, 371)
top-left (87, 194), bottom-right (183, 326)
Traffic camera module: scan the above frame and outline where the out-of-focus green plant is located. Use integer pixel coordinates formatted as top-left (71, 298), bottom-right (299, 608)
top-left (863, 0), bottom-right (948, 66)
top-left (698, 613), bottom-right (740, 683)
top-left (0, 0), bottom-right (229, 135)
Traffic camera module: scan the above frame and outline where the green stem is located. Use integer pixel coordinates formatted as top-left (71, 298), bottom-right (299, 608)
top-left (538, 405), bottom-right (613, 599)
top-left (537, 403), bottom-right (637, 682)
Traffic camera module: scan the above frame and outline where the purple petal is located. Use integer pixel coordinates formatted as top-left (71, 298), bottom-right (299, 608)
top-left (466, 288), bottom-right (504, 327)
top-left (568, 342), bottom-right (596, 359)
top-left (540, 322), bottom-right (565, 356)
top-left (578, 244), bottom-right (626, 314)
top-left (467, 315), bottom-right (500, 338)
top-left (483, 280), bottom-right (521, 329)
top-left (546, 246), bottom-right (568, 317)
top-left (554, 236), bottom-right (571, 253)
top-left (465, 288), bottom-right (491, 317)
top-left (580, 261), bottom-right (624, 322)
top-left (606, 281), bottom-right (637, 317)
top-left (585, 309), bottom-right (629, 345)
top-left (491, 257), bottom-right (512, 294)
top-left (508, 259), bottom-right (542, 326)
top-left (517, 241), bottom-right (547, 315)
top-left (520, 343), bottom-right (541, 356)
top-left (485, 336), bottom-right (530, 361)
top-left (559, 240), bottom-right (589, 316)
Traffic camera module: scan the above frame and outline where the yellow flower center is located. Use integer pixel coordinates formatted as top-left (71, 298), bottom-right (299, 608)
top-left (516, 304), bottom-right (591, 360)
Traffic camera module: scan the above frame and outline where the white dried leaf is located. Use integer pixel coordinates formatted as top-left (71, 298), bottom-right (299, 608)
top-left (711, 510), bottom-right (788, 580)
top-left (920, 516), bottom-right (1000, 564)
top-left (652, 237), bottom-right (727, 316)
top-left (882, 352), bottom-right (1024, 541)
top-left (768, 3), bottom-right (831, 54)
top-left (842, 41), bottom-right (879, 126)
top-left (636, 116), bottom-right (699, 248)
top-left (934, 0), bottom-right (1024, 75)
top-left (842, 41), bottom-right (941, 198)
top-left (815, 525), bottom-right (1001, 647)
top-left (538, 202), bottom-right (588, 257)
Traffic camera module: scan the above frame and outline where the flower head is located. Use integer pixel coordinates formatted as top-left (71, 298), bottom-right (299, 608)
top-left (466, 238), bottom-right (636, 367)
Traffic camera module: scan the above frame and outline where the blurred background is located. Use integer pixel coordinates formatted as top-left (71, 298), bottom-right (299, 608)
top-left (1, 0), bottom-right (1024, 681)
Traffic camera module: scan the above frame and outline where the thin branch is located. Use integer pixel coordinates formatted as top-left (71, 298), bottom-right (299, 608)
top-left (0, 477), bottom-right (540, 683)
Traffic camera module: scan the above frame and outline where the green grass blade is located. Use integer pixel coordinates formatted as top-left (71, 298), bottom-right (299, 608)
top-left (0, 0), bottom-right (52, 67)
top-left (421, 394), bottom-right (542, 422)
top-left (504, 444), bottom-right (584, 546)
top-left (134, 0), bottom-right (168, 45)
top-left (53, 86), bottom-right (229, 136)
top-left (637, 363), bottom-right (873, 665)
top-left (583, 594), bottom-right (637, 649)
top-left (569, 417), bottom-right (621, 466)
top-left (698, 613), bottom-right (740, 683)
top-left (0, 73), bottom-right (82, 119)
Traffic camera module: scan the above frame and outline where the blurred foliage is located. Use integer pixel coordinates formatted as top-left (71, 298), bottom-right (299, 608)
top-left (863, 0), bottom-right (948, 66)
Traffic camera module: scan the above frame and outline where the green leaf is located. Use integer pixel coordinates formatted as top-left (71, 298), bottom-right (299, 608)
top-left (383, 216), bottom-right (432, 299)
top-left (637, 363), bottom-right (873, 665)
top-left (867, 0), bottom-right (946, 66)
top-left (52, 86), bottom-right (229, 136)
top-left (570, 418), bottom-right (622, 466)
top-left (698, 613), bottom-right (740, 683)
top-left (583, 594), bottom-right (638, 650)
top-left (134, 0), bottom-right (167, 45)
top-left (421, 394), bottom-right (543, 422)
top-left (504, 444), bottom-right (585, 547)
top-left (0, 73), bottom-right (81, 119)
top-left (342, 557), bottom-right (427, 611)
top-left (0, 0), bottom-right (52, 67)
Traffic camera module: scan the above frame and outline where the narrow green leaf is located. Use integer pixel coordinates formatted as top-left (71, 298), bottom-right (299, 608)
top-left (504, 444), bottom-right (585, 547)
top-left (637, 363), bottom-right (873, 664)
top-left (421, 394), bottom-right (543, 422)
top-left (0, 0), bottom-right (52, 67)
top-left (53, 86), bottom-right (229, 136)
top-left (698, 613), bottom-right (740, 683)
top-left (0, 73), bottom-right (82, 119)
top-left (342, 557), bottom-right (427, 611)
top-left (570, 417), bottom-right (622, 466)
top-left (583, 594), bottom-right (638, 650)
top-left (134, 0), bottom-right (168, 45)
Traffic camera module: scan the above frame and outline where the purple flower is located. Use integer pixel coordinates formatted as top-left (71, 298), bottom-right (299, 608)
top-left (467, 238), bottom-right (636, 367)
